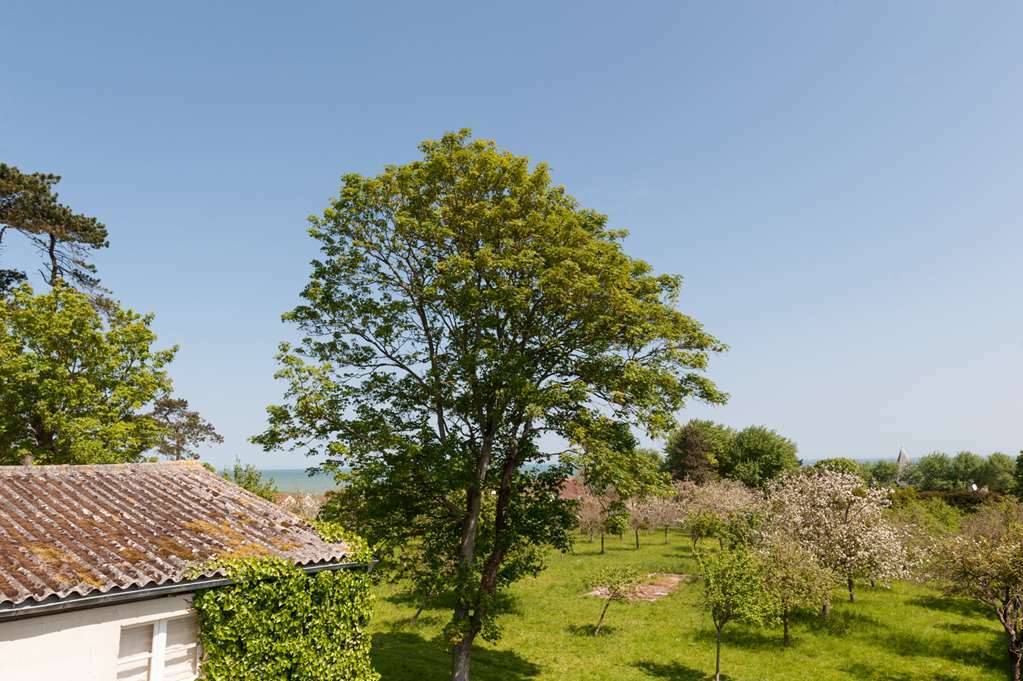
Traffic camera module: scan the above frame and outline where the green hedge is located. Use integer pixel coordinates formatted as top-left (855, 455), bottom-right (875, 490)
top-left (191, 550), bottom-right (378, 680)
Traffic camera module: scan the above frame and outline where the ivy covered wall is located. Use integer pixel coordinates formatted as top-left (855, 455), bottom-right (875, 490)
top-left (191, 529), bottom-right (378, 681)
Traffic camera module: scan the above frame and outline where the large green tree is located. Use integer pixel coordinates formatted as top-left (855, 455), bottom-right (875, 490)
top-left (254, 131), bottom-right (725, 681)
top-left (718, 425), bottom-right (799, 488)
top-left (0, 163), bottom-right (108, 292)
top-left (0, 283), bottom-right (175, 464)
top-left (663, 419), bottom-right (734, 483)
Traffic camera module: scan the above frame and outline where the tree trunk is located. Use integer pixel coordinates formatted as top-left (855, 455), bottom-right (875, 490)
top-left (47, 234), bottom-right (59, 285)
top-left (847, 576), bottom-right (855, 603)
top-left (451, 637), bottom-right (473, 681)
top-left (718, 536), bottom-right (724, 551)
top-left (634, 528), bottom-right (640, 550)
top-left (664, 526), bottom-right (669, 544)
top-left (594, 600), bottom-right (612, 635)
top-left (821, 599), bottom-right (831, 620)
top-left (600, 532), bottom-right (605, 554)
top-left (715, 625), bottom-right (723, 681)
top-left (783, 609), bottom-right (790, 646)
top-left (1010, 647), bottom-right (1021, 681)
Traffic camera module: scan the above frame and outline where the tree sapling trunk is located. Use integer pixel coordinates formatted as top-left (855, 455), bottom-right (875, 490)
top-left (594, 599), bottom-right (612, 636)
top-left (715, 623), bottom-right (723, 681)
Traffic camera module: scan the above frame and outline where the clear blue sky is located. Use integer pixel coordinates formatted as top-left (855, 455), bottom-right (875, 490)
top-left (3, 1), bottom-right (1021, 469)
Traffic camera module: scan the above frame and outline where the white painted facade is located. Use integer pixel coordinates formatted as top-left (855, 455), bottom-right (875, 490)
top-left (0, 594), bottom-right (198, 681)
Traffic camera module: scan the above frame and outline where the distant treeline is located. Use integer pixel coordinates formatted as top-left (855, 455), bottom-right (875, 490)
top-left (665, 419), bottom-right (1023, 498)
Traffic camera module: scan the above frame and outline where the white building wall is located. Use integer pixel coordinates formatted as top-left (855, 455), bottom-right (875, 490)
top-left (0, 594), bottom-right (194, 681)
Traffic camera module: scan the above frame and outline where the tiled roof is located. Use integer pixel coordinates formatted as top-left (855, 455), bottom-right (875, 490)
top-left (0, 462), bottom-right (351, 607)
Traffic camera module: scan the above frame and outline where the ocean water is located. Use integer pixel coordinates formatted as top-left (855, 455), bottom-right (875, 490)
top-left (260, 468), bottom-right (339, 494)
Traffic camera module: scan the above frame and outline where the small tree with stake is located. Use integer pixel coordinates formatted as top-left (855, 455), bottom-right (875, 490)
top-left (699, 549), bottom-right (775, 681)
top-left (588, 566), bottom-right (641, 635)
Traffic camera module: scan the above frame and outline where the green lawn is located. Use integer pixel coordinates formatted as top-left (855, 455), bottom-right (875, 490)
top-left (368, 530), bottom-right (1005, 681)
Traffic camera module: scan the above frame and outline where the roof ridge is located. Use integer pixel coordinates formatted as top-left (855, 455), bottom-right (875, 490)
top-left (0, 461), bottom-right (208, 475)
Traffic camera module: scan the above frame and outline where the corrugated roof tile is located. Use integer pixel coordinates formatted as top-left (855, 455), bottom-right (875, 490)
top-left (0, 462), bottom-right (350, 606)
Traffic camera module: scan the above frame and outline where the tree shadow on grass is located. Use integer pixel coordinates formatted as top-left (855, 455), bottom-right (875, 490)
top-left (566, 623), bottom-right (620, 637)
top-left (905, 594), bottom-right (990, 618)
top-left (371, 632), bottom-right (541, 681)
top-left (841, 663), bottom-right (963, 681)
top-left (633, 660), bottom-right (715, 680)
top-left (935, 621), bottom-right (995, 635)
top-left (864, 627), bottom-right (1004, 671)
top-left (692, 626), bottom-right (779, 651)
top-left (797, 608), bottom-right (881, 637)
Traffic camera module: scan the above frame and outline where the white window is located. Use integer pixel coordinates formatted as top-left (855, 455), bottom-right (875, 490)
top-left (116, 615), bottom-right (199, 681)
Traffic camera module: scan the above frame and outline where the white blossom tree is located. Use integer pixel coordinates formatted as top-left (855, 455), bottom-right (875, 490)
top-left (674, 478), bottom-right (762, 550)
top-left (768, 468), bottom-right (907, 607)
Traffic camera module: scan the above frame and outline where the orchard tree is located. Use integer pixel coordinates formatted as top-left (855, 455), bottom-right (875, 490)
top-left (623, 448), bottom-right (671, 549)
top-left (769, 468), bottom-right (906, 606)
top-left (588, 566), bottom-right (641, 635)
top-left (699, 549), bottom-right (775, 681)
top-left (932, 499), bottom-right (1023, 681)
top-left (719, 425), bottom-right (799, 488)
top-left (760, 534), bottom-right (834, 645)
top-left (639, 495), bottom-right (683, 544)
top-left (0, 163), bottom-right (108, 291)
top-left (664, 419), bottom-right (734, 482)
top-left (0, 283), bottom-right (175, 464)
top-left (675, 478), bottom-right (762, 550)
top-left (575, 486), bottom-right (605, 543)
top-left (252, 131), bottom-right (725, 681)
top-left (149, 396), bottom-right (223, 460)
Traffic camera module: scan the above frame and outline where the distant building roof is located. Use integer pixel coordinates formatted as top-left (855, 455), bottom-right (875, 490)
top-left (896, 447), bottom-right (911, 471)
top-left (0, 462), bottom-right (352, 609)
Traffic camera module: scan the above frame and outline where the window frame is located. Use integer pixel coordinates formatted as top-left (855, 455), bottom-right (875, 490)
top-left (116, 615), bottom-right (198, 681)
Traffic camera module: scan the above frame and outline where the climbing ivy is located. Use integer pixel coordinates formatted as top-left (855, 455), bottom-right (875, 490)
top-left (190, 524), bottom-right (378, 680)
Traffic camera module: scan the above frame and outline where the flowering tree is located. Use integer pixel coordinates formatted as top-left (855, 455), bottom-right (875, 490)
top-left (638, 495), bottom-right (684, 544)
top-left (674, 479), bottom-right (762, 550)
top-left (575, 487), bottom-right (605, 543)
top-left (769, 469), bottom-right (907, 606)
top-left (931, 499), bottom-right (1023, 681)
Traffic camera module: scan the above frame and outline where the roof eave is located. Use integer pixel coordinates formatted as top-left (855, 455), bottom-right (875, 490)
top-left (0, 559), bottom-right (377, 623)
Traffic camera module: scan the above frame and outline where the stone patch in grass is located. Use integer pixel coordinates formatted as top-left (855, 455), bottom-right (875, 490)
top-left (586, 573), bottom-right (694, 602)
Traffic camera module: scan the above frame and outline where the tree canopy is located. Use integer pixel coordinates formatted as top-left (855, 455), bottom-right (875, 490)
top-left (253, 130), bottom-right (725, 681)
top-left (664, 419), bottom-right (733, 483)
top-left (0, 283), bottom-right (175, 464)
top-left (150, 396), bottom-right (224, 460)
top-left (0, 162), bottom-right (108, 292)
top-left (718, 425), bottom-right (799, 488)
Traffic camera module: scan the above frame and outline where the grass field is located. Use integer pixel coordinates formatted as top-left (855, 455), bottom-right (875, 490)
top-left (368, 530), bottom-right (1006, 681)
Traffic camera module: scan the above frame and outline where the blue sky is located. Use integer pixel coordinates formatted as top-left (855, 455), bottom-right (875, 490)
top-left (3, 1), bottom-right (1021, 468)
